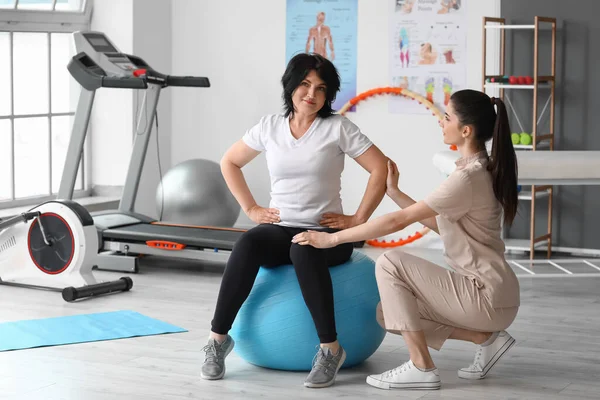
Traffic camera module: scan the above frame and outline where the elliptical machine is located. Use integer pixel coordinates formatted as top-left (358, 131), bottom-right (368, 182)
top-left (0, 200), bottom-right (132, 302)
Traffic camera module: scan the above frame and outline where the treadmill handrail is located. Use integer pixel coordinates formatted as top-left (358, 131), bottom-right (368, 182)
top-left (166, 75), bottom-right (210, 88)
top-left (123, 54), bottom-right (210, 88)
top-left (102, 76), bottom-right (147, 89)
top-left (68, 51), bottom-right (209, 90)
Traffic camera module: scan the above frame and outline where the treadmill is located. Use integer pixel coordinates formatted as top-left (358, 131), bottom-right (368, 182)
top-left (58, 31), bottom-right (245, 272)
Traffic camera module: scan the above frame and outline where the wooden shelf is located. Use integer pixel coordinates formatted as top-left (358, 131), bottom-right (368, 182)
top-left (484, 83), bottom-right (551, 90)
top-left (504, 239), bottom-right (547, 252)
top-left (514, 141), bottom-right (550, 150)
top-left (484, 24), bottom-right (554, 31)
top-left (483, 16), bottom-right (557, 259)
top-left (518, 189), bottom-right (551, 201)
top-left (485, 24), bottom-right (536, 30)
top-left (484, 76), bottom-right (554, 90)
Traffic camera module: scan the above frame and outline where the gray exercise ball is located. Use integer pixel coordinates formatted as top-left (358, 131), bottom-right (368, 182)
top-left (156, 159), bottom-right (240, 227)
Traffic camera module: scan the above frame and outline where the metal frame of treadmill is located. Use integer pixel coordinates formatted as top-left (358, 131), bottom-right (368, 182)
top-left (58, 34), bottom-right (243, 273)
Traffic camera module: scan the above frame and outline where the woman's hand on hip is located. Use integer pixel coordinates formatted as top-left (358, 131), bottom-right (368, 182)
top-left (246, 205), bottom-right (280, 224)
top-left (292, 231), bottom-right (338, 249)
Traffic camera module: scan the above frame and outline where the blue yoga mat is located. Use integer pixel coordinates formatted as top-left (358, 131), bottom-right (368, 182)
top-left (0, 310), bottom-right (187, 351)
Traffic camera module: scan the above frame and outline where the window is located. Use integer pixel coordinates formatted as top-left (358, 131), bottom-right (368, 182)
top-left (0, 0), bottom-right (92, 209)
top-left (0, 0), bottom-right (84, 12)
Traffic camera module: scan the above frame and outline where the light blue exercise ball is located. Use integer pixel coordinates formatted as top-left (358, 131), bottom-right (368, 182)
top-left (230, 251), bottom-right (386, 371)
top-left (156, 159), bottom-right (240, 227)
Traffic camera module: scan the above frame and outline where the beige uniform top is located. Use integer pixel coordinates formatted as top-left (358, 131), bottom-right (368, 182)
top-left (424, 151), bottom-right (520, 308)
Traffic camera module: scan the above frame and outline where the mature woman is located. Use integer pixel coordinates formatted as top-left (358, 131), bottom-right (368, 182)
top-left (201, 53), bottom-right (388, 389)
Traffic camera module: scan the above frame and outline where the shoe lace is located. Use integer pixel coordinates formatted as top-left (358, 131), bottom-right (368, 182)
top-left (468, 347), bottom-right (483, 369)
top-left (382, 361), bottom-right (411, 379)
top-left (311, 347), bottom-right (337, 375)
top-left (202, 341), bottom-right (220, 363)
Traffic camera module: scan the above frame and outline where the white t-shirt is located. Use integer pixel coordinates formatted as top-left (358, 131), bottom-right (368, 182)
top-left (243, 114), bottom-right (373, 229)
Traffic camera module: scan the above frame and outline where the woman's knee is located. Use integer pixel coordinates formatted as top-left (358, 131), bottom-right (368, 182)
top-left (375, 250), bottom-right (407, 280)
top-left (289, 243), bottom-right (321, 266)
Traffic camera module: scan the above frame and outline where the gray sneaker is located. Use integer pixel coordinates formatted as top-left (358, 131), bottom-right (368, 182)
top-left (201, 335), bottom-right (235, 380)
top-left (304, 346), bottom-right (347, 388)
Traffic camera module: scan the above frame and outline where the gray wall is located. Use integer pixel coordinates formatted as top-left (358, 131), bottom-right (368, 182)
top-left (501, 0), bottom-right (600, 250)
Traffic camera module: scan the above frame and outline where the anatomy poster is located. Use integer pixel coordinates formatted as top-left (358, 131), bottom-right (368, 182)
top-left (390, 0), bottom-right (467, 114)
top-left (286, 0), bottom-right (358, 111)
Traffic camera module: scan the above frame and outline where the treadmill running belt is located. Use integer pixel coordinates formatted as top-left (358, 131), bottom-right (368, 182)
top-left (102, 223), bottom-right (244, 250)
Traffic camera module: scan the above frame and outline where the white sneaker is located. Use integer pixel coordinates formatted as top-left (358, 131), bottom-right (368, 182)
top-left (458, 330), bottom-right (516, 380)
top-left (366, 360), bottom-right (441, 390)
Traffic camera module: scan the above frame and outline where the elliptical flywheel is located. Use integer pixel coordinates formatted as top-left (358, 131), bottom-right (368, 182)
top-left (28, 213), bottom-right (75, 274)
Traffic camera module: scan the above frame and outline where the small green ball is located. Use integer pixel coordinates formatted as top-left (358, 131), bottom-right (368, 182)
top-left (511, 133), bottom-right (520, 145)
top-left (520, 132), bottom-right (532, 145)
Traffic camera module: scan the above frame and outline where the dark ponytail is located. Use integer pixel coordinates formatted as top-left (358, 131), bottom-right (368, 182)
top-left (450, 90), bottom-right (519, 225)
top-left (489, 97), bottom-right (518, 225)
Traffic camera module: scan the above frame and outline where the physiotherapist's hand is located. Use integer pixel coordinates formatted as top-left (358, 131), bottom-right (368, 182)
top-left (386, 159), bottom-right (400, 196)
top-left (292, 230), bottom-right (338, 249)
top-left (319, 213), bottom-right (361, 229)
top-left (246, 205), bottom-right (280, 224)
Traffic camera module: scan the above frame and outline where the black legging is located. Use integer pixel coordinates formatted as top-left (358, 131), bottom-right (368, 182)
top-left (211, 223), bottom-right (354, 343)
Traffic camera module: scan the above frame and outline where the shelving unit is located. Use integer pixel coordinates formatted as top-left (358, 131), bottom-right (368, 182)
top-left (482, 16), bottom-right (557, 260)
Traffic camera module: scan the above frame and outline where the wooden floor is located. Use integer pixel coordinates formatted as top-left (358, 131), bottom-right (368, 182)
top-left (1, 247), bottom-right (599, 400)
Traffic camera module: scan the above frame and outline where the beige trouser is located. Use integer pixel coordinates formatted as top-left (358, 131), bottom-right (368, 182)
top-left (375, 249), bottom-right (518, 351)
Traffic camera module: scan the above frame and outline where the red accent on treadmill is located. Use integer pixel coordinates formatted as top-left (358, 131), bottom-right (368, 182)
top-left (146, 240), bottom-right (186, 250)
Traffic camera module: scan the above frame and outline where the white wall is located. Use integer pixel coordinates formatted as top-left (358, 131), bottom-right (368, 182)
top-left (90, 0), bottom-right (133, 192)
top-left (171, 0), bottom-right (286, 228)
top-left (90, 0), bottom-right (172, 218)
top-left (170, 0), bottom-right (501, 245)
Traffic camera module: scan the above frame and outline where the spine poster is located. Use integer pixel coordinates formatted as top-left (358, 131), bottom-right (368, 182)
top-left (390, 0), bottom-right (467, 114)
top-left (286, 0), bottom-right (358, 112)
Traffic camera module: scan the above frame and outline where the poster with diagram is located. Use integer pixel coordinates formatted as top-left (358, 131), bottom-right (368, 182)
top-left (389, 0), bottom-right (466, 114)
top-left (286, 0), bottom-right (358, 111)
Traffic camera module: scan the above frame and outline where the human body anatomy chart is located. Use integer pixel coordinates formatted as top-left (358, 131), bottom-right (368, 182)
top-left (390, 0), bottom-right (466, 114)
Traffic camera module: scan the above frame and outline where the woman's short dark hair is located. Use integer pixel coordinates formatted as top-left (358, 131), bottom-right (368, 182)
top-left (281, 53), bottom-right (341, 118)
